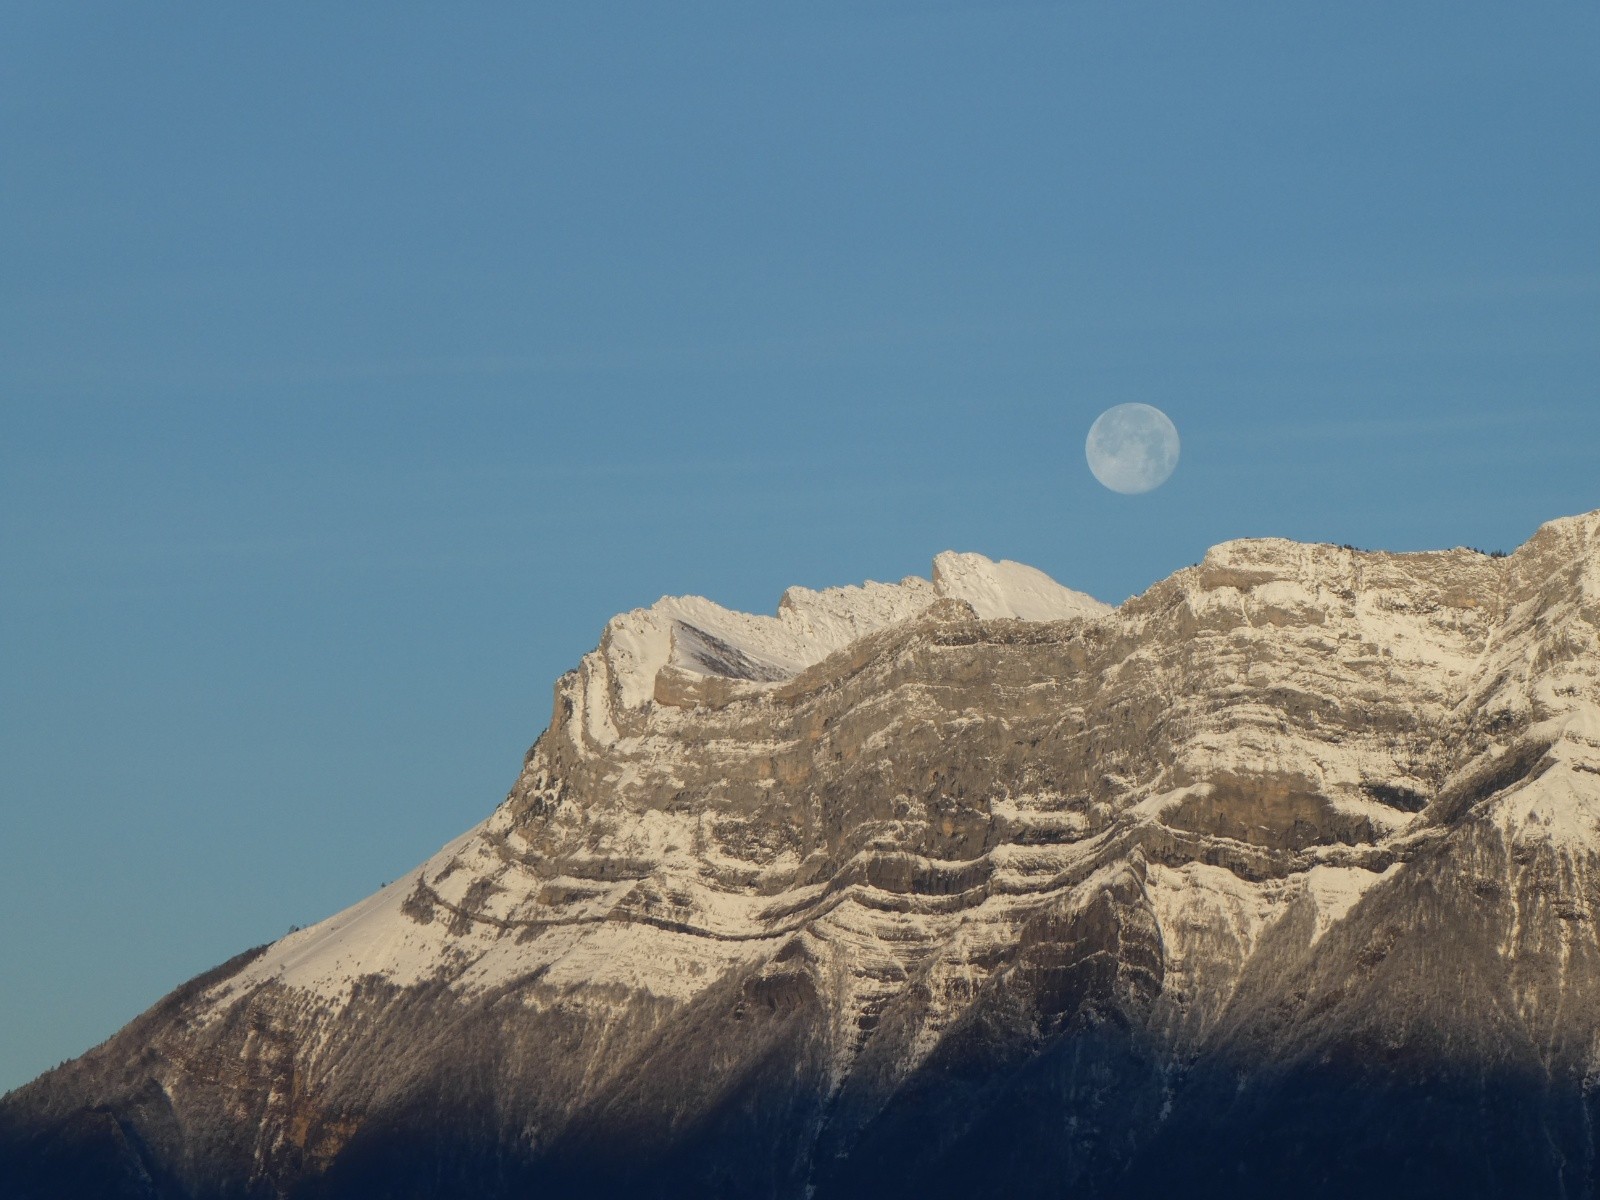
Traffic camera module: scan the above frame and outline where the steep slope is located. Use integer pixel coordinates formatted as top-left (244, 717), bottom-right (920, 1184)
top-left (6, 519), bottom-right (1600, 1200)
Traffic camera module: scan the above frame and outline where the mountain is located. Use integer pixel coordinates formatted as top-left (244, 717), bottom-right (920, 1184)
top-left (6, 517), bottom-right (1600, 1200)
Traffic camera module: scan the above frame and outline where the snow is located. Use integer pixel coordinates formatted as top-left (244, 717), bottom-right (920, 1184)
top-left (930, 551), bottom-right (1111, 622)
top-left (208, 827), bottom-right (487, 1006)
top-left (598, 552), bottom-right (1108, 713)
top-left (1301, 864), bottom-right (1393, 944)
top-left (1495, 756), bottom-right (1600, 853)
top-left (196, 516), bottom-right (1600, 1053)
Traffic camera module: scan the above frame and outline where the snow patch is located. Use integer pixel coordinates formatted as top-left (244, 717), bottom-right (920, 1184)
top-left (931, 551), bottom-right (1110, 622)
top-left (1302, 864), bottom-right (1393, 944)
top-left (209, 827), bottom-right (486, 1007)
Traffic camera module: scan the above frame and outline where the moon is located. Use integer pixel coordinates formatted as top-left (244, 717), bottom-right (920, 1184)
top-left (1085, 403), bottom-right (1180, 494)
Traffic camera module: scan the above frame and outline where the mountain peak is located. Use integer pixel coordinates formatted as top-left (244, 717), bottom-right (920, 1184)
top-left (9, 515), bottom-right (1600, 1200)
top-left (930, 550), bottom-right (1110, 622)
top-left (591, 551), bottom-right (1107, 722)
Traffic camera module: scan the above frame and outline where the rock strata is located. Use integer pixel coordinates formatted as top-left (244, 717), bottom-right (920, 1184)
top-left (7, 515), bottom-right (1600, 1199)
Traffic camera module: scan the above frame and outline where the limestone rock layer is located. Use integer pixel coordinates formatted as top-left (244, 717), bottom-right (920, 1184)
top-left (7, 517), bottom-right (1600, 1199)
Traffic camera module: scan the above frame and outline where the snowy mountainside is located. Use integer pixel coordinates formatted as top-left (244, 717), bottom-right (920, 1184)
top-left (205, 550), bottom-right (1111, 1007)
top-left (6, 521), bottom-right (1600, 1200)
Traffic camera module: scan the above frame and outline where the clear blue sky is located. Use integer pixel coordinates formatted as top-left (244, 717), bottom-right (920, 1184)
top-left (2, 2), bottom-right (1596, 1092)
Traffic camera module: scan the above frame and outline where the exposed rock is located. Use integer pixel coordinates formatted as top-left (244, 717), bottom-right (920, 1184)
top-left (7, 519), bottom-right (1600, 1199)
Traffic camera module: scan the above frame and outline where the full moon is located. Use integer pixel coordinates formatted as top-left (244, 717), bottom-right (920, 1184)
top-left (1085, 403), bottom-right (1180, 494)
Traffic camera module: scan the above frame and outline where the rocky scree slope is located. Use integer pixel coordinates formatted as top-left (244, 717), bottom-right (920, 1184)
top-left (6, 524), bottom-right (1600, 1199)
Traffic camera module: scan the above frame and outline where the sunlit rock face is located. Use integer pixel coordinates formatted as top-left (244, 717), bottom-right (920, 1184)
top-left (7, 517), bottom-right (1600, 1199)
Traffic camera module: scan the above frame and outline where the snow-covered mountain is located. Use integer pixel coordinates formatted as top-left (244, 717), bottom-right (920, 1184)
top-left (7, 515), bottom-right (1600, 1199)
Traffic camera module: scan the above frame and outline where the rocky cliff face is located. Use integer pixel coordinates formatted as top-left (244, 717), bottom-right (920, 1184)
top-left (8, 519), bottom-right (1600, 1200)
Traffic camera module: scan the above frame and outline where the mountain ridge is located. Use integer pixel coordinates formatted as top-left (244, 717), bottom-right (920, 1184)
top-left (6, 512), bottom-right (1600, 1199)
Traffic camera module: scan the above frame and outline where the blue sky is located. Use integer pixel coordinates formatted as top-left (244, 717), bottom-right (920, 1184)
top-left (2, 1), bottom-right (1596, 1092)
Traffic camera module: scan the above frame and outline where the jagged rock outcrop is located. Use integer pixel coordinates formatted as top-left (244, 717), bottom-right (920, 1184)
top-left (7, 517), bottom-right (1600, 1199)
